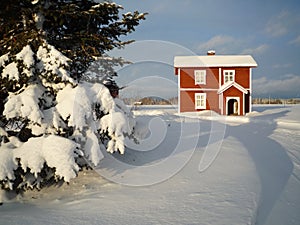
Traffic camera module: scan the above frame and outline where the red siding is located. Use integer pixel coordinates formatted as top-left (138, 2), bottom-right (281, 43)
top-left (235, 68), bottom-right (250, 88)
top-left (180, 90), bottom-right (220, 113)
top-left (180, 68), bottom-right (219, 89)
top-left (221, 67), bottom-right (250, 88)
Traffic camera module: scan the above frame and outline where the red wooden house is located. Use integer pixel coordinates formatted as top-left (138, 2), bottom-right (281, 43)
top-left (174, 52), bottom-right (257, 115)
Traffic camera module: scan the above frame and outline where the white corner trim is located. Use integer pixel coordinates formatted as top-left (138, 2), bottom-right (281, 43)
top-left (219, 68), bottom-right (222, 88)
top-left (249, 68), bottom-right (252, 113)
top-left (243, 93), bottom-right (245, 115)
top-left (178, 69), bottom-right (181, 114)
top-left (221, 93), bottom-right (224, 115)
top-left (249, 68), bottom-right (252, 92)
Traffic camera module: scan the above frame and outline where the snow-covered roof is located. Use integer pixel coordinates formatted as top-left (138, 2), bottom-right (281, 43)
top-left (174, 55), bottom-right (257, 68)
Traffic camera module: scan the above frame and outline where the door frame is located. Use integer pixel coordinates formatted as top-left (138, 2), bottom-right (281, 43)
top-left (226, 97), bottom-right (240, 115)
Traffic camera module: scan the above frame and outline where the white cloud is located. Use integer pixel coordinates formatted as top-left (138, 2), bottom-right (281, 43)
top-left (198, 35), bottom-right (236, 53)
top-left (241, 44), bottom-right (269, 55)
top-left (198, 35), bottom-right (253, 55)
top-left (272, 63), bottom-right (292, 69)
top-left (289, 35), bottom-right (300, 46)
top-left (265, 10), bottom-right (300, 37)
top-left (265, 11), bottom-right (289, 37)
top-left (197, 35), bottom-right (267, 56)
top-left (253, 74), bottom-right (300, 97)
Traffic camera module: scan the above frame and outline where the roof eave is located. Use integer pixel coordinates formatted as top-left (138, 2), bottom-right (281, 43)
top-left (174, 64), bottom-right (258, 68)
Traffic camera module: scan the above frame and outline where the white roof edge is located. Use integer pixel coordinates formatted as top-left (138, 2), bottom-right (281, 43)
top-left (174, 55), bottom-right (258, 67)
top-left (218, 81), bottom-right (248, 94)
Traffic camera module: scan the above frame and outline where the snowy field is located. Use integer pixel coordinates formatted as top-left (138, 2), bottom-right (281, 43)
top-left (1, 104), bottom-right (300, 225)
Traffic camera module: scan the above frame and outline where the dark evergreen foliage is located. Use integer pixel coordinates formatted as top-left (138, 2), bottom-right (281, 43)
top-left (0, 0), bottom-right (146, 124)
top-left (0, 0), bottom-right (146, 77)
top-left (0, 1), bottom-right (145, 195)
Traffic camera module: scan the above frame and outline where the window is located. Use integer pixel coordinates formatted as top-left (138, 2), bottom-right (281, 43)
top-left (194, 70), bottom-right (206, 85)
top-left (195, 93), bottom-right (206, 109)
top-left (223, 70), bottom-right (235, 83)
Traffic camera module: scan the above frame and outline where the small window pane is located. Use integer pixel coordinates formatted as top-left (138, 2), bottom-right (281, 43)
top-left (223, 70), bottom-right (235, 83)
top-left (195, 93), bottom-right (206, 109)
top-left (195, 70), bottom-right (206, 85)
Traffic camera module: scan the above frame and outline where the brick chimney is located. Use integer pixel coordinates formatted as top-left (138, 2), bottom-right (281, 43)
top-left (207, 50), bottom-right (216, 55)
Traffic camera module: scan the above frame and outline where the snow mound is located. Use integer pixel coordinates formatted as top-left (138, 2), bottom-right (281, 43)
top-left (1, 105), bottom-right (300, 225)
top-left (179, 110), bottom-right (219, 118)
top-left (133, 109), bottom-right (166, 116)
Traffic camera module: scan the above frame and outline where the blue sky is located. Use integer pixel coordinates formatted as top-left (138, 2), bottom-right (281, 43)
top-left (110, 0), bottom-right (300, 99)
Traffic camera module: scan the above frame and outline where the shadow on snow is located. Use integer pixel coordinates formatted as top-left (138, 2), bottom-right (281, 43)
top-left (98, 109), bottom-right (293, 225)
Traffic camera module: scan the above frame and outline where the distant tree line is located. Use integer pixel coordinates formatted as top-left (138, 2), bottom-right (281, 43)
top-left (122, 97), bottom-right (178, 105)
top-left (252, 98), bottom-right (300, 104)
top-left (123, 97), bottom-right (300, 106)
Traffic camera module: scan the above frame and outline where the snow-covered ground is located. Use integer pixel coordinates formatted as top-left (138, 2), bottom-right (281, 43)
top-left (1, 105), bottom-right (300, 225)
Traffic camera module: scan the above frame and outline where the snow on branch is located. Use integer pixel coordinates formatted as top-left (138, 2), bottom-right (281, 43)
top-left (3, 84), bottom-right (44, 124)
top-left (0, 145), bottom-right (18, 190)
top-left (37, 42), bottom-right (75, 87)
top-left (14, 135), bottom-right (82, 183)
top-left (16, 45), bottom-right (35, 69)
top-left (1, 62), bottom-right (19, 81)
top-left (0, 53), bottom-right (9, 67)
top-left (0, 135), bottom-right (82, 191)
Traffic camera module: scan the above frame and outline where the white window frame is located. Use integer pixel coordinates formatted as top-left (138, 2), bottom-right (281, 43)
top-left (223, 70), bottom-right (235, 83)
top-left (195, 93), bottom-right (206, 109)
top-left (194, 70), bottom-right (206, 85)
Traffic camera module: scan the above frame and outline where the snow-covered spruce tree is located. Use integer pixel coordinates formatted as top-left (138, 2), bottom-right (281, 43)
top-left (0, 0), bottom-right (146, 195)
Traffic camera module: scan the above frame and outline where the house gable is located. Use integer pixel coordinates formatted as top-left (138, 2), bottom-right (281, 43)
top-left (218, 81), bottom-right (247, 95)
